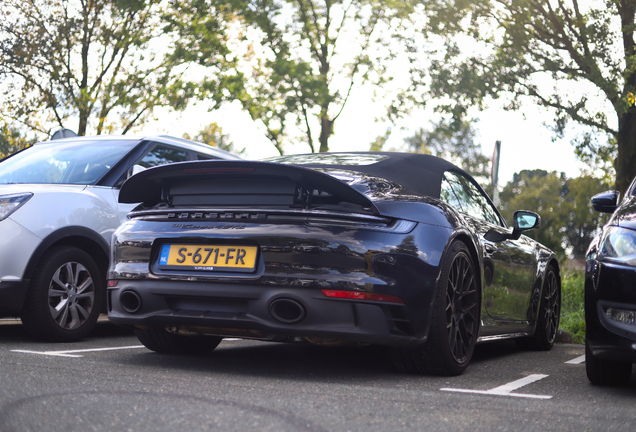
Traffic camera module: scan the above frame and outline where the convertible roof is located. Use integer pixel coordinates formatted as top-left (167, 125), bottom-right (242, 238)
top-left (267, 152), bottom-right (470, 199)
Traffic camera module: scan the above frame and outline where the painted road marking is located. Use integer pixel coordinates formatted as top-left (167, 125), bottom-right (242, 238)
top-left (12, 345), bottom-right (146, 358)
top-left (441, 374), bottom-right (552, 399)
top-left (565, 355), bottom-right (585, 364)
top-left (12, 338), bottom-right (243, 358)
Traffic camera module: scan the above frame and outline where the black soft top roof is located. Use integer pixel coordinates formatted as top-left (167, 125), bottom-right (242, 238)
top-left (268, 152), bottom-right (469, 199)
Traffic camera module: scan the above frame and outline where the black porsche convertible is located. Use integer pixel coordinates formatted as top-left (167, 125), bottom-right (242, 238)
top-left (107, 152), bottom-right (561, 375)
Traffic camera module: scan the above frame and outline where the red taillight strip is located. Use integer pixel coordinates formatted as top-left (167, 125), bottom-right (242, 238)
top-left (107, 280), bottom-right (119, 287)
top-left (320, 289), bottom-right (404, 304)
top-left (183, 167), bottom-right (256, 174)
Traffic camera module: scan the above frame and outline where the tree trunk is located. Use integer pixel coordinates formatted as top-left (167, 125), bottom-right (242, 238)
top-left (615, 109), bottom-right (636, 195)
top-left (77, 110), bottom-right (88, 136)
top-left (319, 115), bottom-right (333, 153)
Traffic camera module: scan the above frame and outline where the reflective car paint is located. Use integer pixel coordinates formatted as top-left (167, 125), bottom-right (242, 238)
top-left (107, 153), bottom-right (560, 373)
top-left (586, 191), bottom-right (636, 366)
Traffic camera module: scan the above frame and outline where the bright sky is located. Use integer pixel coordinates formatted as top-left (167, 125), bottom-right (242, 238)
top-left (143, 93), bottom-right (590, 189)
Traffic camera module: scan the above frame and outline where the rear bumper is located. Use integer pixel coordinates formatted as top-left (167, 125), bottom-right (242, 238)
top-left (107, 280), bottom-right (425, 348)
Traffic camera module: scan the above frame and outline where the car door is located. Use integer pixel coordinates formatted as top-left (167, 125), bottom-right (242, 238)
top-left (441, 171), bottom-right (535, 321)
top-left (113, 143), bottom-right (191, 222)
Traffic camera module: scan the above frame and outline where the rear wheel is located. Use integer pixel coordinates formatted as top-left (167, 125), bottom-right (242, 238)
top-left (585, 342), bottom-right (632, 386)
top-left (135, 327), bottom-right (222, 355)
top-left (21, 246), bottom-right (102, 342)
top-left (392, 241), bottom-right (479, 375)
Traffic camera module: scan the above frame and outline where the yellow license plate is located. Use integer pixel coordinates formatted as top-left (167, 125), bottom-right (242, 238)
top-left (158, 244), bottom-right (258, 272)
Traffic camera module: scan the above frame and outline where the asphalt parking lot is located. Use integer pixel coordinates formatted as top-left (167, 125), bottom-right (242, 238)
top-left (1, 319), bottom-right (635, 432)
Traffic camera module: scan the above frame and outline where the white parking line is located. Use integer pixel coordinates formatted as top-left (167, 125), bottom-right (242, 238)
top-left (12, 345), bottom-right (146, 358)
top-left (565, 355), bottom-right (585, 364)
top-left (441, 374), bottom-right (552, 399)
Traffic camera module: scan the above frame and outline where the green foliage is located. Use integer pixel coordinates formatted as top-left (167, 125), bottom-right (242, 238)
top-left (407, 0), bottom-right (636, 194)
top-left (370, 128), bottom-right (393, 152)
top-left (499, 170), bottom-right (609, 258)
top-left (183, 122), bottom-right (246, 156)
top-left (559, 270), bottom-right (585, 344)
top-left (403, 116), bottom-right (490, 182)
top-left (174, 0), bottom-right (416, 154)
top-left (0, 0), bottom-right (235, 136)
top-left (563, 176), bottom-right (612, 258)
top-left (0, 123), bottom-right (37, 158)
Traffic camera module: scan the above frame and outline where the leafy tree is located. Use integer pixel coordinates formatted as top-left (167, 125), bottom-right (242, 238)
top-left (409, 0), bottom-right (636, 194)
top-left (499, 170), bottom-right (568, 256)
top-left (562, 175), bottom-right (611, 258)
top-left (0, 0), bottom-right (235, 136)
top-left (177, 0), bottom-right (416, 154)
top-left (0, 123), bottom-right (36, 158)
top-left (370, 128), bottom-right (393, 152)
top-left (403, 116), bottom-right (491, 182)
top-left (183, 122), bottom-right (246, 156)
top-left (499, 170), bottom-right (609, 258)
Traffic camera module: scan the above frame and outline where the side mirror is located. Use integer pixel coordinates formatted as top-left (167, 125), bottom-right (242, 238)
top-left (513, 210), bottom-right (540, 231)
top-left (484, 210), bottom-right (540, 242)
top-left (129, 164), bottom-right (146, 178)
top-left (115, 164), bottom-right (148, 188)
top-left (591, 190), bottom-right (619, 213)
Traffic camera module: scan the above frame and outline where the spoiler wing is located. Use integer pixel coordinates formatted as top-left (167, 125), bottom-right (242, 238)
top-left (119, 160), bottom-right (379, 215)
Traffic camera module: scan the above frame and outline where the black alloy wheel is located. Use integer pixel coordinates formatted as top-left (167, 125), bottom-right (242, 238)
top-left (445, 245), bottom-right (480, 365)
top-left (392, 240), bottom-right (479, 375)
top-left (517, 265), bottom-right (560, 351)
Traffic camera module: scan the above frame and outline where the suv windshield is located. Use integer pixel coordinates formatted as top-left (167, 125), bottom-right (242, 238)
top-left (0, 139), bottom-right (138, 185)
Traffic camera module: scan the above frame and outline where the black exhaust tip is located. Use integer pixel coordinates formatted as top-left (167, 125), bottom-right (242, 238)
top-left (120, 290), bottom-right (142, 314)
top-left (269, 298), bottom-right (306, 324)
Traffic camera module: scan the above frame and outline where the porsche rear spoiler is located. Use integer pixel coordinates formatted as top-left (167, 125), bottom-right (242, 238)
top-left (119, 160), bottom-right (380, 215)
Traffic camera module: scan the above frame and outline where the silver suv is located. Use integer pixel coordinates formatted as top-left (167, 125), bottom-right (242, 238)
top-left (0, 134), bottom-right (240, 341)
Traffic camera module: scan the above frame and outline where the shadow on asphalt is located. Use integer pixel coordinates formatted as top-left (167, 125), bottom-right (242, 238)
top-left (0, 318), bottom-right (134, 343)
top-left (117, 337), bottom-right (533, 384)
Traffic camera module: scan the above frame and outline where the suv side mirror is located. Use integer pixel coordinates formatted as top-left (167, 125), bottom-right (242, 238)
top-left (485, 210), bottom-right (541, 242)
top-left (591, 190), bottom-right (619, 213)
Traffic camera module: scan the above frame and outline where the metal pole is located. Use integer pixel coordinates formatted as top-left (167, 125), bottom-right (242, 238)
top-left (492, 140), bottom-right (501, 206)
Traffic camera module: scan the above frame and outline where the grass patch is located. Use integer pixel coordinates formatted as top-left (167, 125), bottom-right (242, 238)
top-left (559, 269), bottom-right (585, 344)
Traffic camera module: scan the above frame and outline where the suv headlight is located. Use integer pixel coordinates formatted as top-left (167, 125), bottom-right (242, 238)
top-left (600, 226), bottom-right (636, 265)
top-left (0, 193), bottom-right (33, 221)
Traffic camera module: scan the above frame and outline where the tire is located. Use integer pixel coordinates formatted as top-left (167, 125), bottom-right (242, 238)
top-left (585, 342), bottom-right (632, 386)
top-left (21, 246), bottom-right (103, 342)
top-left (135, 327), bottom-right (223, 355)
top-left (392, 241), bottom-right (479, 376)
top-left (516, 265), bottom-right (560, 351)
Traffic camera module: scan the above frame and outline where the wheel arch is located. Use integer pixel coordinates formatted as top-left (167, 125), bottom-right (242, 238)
top-left (448, 231), bottom-right (483, 297)
top-left (548, 257), bottom-right (561, 283)
top-left (23, 227), bottom-right (110, 291)
top-left (540, 255), bottom-right (562, 297)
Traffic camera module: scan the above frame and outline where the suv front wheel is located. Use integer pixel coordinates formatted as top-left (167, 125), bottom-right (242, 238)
top-left (21, 246), bottom-right (103, 342)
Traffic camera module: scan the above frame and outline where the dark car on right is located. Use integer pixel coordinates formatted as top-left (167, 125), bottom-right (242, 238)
top-left (585, 183), bottom-right (636, 385)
